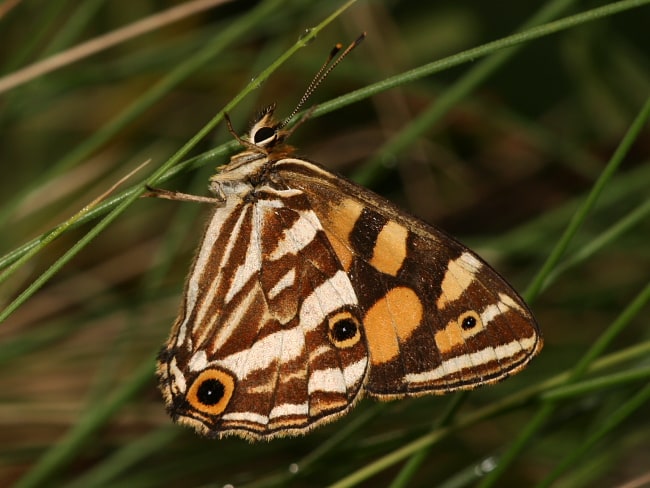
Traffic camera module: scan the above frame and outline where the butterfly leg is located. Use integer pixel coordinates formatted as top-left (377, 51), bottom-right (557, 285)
top-left (143, 185), bottom-right (225, 205)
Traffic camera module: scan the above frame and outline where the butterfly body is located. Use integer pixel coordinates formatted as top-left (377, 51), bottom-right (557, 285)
top-left (157, 106), bottom-right (542, 440)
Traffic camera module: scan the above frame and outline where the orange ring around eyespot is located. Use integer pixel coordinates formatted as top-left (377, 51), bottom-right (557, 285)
top-left (328, 311), bottom-right (361, 349)
top-left (186, 368), bottom-right (235, 417)
top-left (458, 310), bottom-right (483, 335)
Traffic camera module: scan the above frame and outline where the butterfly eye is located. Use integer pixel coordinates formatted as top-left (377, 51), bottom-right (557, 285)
top-left (187, 368), bottom-right (235, 416)
top-left (458, 311), bottom-right (483, 331)
top-left (253, 126), bottom-right (276, 145)
top-left (328, 311), bottom-right (362, 348)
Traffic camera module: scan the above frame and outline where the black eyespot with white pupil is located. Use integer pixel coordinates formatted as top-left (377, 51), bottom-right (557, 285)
top-left (458, 310), bottom-right (483, 333)
top-left (197, 378), bottom-right (225, 406)
top-left (332, 319), bottom-right (357, 341)
top-left (186, 368), bottom-right (235, 416)
top-left (461, 315), bottom-right (477, 330)
top-left (328, 312), bottom-right (361, 348)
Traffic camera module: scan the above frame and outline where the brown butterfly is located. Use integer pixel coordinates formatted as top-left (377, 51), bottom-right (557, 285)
top-left (154, 34), bottom-right (542, 440)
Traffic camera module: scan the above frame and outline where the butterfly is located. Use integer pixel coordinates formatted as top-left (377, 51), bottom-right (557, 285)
top-left (154, 34), bottom-right (542, 441)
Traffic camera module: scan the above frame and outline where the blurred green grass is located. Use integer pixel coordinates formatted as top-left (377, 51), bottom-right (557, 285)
top-left (1, 1), bottom-right (649, 487)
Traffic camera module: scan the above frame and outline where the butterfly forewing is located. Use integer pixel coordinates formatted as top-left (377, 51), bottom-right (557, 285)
top-left (273, 158), bottom-right (541, 398)
top-left (157, 105), bottom-right (542, 441)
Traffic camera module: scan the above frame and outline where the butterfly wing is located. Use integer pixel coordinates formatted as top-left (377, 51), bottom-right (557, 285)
top-left (157, 187), bottom-right (368, 440)
top-left (273, 157), bottom-right (542, 399)
top-left (158, 152), bottom-right (542, 440)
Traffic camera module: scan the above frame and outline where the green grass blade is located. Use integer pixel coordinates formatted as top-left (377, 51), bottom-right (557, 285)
top-left (536, 382), bottom-right (650, 487)
top-left (14, 358), bottom-right (155, 488)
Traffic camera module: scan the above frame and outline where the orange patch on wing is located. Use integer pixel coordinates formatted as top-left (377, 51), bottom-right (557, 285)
top-left (326, 198), bottom-right (364, 241)
top-left (364, 287), bottom-right (423, 365)
top-left (369, 220), bottom-right (408, 276)
top-left (436, 252), bottom-right (482, 309)
top-left (434, 320), bottom-right (464, 354)
top-left (321, 198), bottom-right (364, 271)
top-left (434, 310), bottom-right (484, 354)
top-left (323, 229), bottom-right (354, 271)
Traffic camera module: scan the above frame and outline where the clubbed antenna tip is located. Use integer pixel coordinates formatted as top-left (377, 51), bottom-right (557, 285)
top-left (280, 32), bottom-right (366, 128)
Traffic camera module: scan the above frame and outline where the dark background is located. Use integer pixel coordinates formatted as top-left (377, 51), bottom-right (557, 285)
top-left (1, 1), bottom-right (649, 487)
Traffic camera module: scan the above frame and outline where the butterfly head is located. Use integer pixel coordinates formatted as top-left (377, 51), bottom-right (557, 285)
top-left (210, 104), bottom-right (294, 196)
top-left (247, 104), bottom-right (288, 151)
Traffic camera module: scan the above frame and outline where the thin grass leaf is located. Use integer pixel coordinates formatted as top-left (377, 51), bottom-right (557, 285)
top-left (326, 339), bottom-right (650, 488)
top-left (14, 358), bottom-right (155, 488)
top-left (536, 382), bottom-right (650, 487)
top-left (480, 278), bottom-right (650, 487)
top-left (0, 0), bottom-right (291, 227)
top-left (525, 96), bottom-right (650, 302)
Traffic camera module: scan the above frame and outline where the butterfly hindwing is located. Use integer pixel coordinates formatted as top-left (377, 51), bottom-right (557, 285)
top-left (158, 184), bottom-right (368, 440)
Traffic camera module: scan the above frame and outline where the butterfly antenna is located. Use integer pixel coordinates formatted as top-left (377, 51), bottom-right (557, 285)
top-left (279, 32), bottom-right (366, 129)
